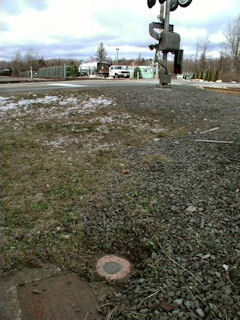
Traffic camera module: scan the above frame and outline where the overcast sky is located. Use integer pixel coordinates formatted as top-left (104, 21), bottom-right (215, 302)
top-left (0, 0), bottom-right (239, 62)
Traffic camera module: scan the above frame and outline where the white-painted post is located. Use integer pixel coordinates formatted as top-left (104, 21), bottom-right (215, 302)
top-left (63, 64), bottom-right (66, 78)
top-left (155, 63), bottom-right (158, 79)
top-left (30, 66), bottom-right (33, 79)
top-left (116, 48), bottom-right (119, 65)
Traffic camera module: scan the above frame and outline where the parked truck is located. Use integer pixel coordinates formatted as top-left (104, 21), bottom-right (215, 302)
top-left (109, 65), bottom-right (130, 78)
top-left (79, 61), bottom-right (111, 77)
top-left (79, 62), bottom-right (131, 79)
top-left (0, 67), bottom-right (12, 76)
top-left (97, 62), bottom-right (111, 77)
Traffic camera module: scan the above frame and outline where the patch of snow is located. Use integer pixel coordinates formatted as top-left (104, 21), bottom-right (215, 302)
top-left (0, 96), bottom-right (10, 105)
top-left (96, 125), bottom-right (110, 133)
top-left (1, 95), bottom-right (113, 120)
top-left (56, 96), bottom-right (113, 118)
top-left (89, 116), bottom-right (115, 124)
top-left (0, 96), bottom-right (59, 114)
top-left (59, 97), bottom-right (78, 105)
top-left (42, 137), bottom-right (66, 148)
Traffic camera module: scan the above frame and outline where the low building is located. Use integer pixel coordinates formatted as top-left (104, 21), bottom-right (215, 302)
top-left (128, 66), bottom-right (155, 79)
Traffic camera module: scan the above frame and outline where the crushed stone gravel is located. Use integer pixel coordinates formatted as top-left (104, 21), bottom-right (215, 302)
top-left (80, 85), bottom-right (240, 319)
top-left (2, 84), bottom-right (240, 319)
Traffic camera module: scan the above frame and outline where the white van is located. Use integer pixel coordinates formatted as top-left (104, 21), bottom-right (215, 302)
top-left (109, 65), bottom-right (130, 78)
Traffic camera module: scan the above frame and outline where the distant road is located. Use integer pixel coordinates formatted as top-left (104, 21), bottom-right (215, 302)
top-left (0, 78), bottom-right (239, 94)
top-left (0, 79), bottom-right (158, 94)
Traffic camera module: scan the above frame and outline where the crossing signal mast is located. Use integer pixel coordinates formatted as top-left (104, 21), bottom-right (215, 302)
top-left (148, 0), bottom-right (192, 86)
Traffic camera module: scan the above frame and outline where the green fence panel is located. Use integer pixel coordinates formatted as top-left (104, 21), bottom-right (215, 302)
top-left (22, 65), bottom-right (72, 79)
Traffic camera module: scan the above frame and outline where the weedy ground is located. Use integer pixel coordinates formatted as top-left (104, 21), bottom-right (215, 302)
top-left (1, 90), bottom-right (174, 273)
top-left (1, 87), bottom-right (240, 320)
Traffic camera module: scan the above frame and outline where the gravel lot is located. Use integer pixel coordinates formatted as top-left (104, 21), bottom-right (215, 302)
top-left (1, 84), bottom-right (240, 319)
top-left (82, 85), bottom-right (240, 319)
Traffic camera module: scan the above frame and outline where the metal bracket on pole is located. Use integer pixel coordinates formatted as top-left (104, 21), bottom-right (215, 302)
top-left (149, 22), bottom-right (174, 40)
top-left (149, 23), bottom-right (161, 40)
top-left (154, 48), bottom-right (167, 73)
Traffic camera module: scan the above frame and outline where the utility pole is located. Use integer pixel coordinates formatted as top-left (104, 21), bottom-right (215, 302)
top-left (116, 48), bottom-right (119, 65)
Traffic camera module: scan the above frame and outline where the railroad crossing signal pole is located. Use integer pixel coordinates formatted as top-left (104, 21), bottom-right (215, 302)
top-left (148, 0), bottom-right (192, 87)
top-left (162, 0), bottom-right (170, 86)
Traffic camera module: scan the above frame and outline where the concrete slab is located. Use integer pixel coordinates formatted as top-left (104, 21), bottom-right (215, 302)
top-left (0, 264), bottom-right (101, 320)
top-left (18, 274), bottom-right (100, 320)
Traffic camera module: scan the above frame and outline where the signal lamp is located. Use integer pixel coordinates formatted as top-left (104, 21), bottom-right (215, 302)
top-left (178, 0), bottom-right (192, 7)
top-left (147, 0), bottom-right (156, 8)
top-left (170, 0), bottom-right (178, 11)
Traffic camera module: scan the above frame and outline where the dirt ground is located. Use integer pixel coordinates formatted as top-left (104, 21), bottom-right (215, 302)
top-left (1, 84), bottom-right (240, 319)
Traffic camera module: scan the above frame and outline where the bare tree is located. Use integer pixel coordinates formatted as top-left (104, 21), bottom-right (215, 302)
top-left (222, 15), bottom-right (240, 73)
top-left (95, 42), bottom-right (107, 62)
top-left (24, 49), bottom-right (40, 71)
top-left (194, 37), bottom-right (201, 71)
top-left (135, 53), bottom-right (145, 66)
top-left (11, 51), bottom-right (24, 76)
top-left (199, 37), bottom-right (209, 71)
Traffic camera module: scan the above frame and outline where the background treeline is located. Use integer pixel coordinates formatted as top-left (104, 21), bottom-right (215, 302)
top-left (183, 15), bottom-right (240, 82)
top-left (0, 50), bottom-right (152, 77)
top-left (179, 54), bottom-right (239, 82)
top-left (0, 50), bottom-right (81, 76)
top-left (0, 50), bottom-right (238, 82)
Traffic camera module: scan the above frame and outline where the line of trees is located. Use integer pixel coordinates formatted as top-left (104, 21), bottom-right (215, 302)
top-left (182, 53), bottom-right (238, 82)
top-left (0, 49), bottom-right (80, 76)
top-left (183, 15), bottom-right (240, 82)
top-left (91, 42), bottom-right (152, 66)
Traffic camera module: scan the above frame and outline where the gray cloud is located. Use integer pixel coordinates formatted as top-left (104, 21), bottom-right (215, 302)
top-left (1, 0), bottom-right (20, 15)
top-left (1, 41), bottom-right (99, 61)
top-left (182, 40), bottom-right (221, 51)
top-left (1, 0), bottom-right (239, 61)
top-left (1, 0), bottom-right (48, 15)
top-left (54, 33), bottom-right (118, 47)
top-left (0, 23), bottom-right (223, 61)
top-left (174, 9), bottom-right (235, 34)
top-left (1, 39), bottom-right (153, 62)
top-left (0, 21), bottom-right (10, 31)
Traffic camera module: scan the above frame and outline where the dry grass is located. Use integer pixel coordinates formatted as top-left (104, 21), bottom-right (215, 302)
top-left (141, 154), bottom-right (171, 165)
top-left (1, 90), bottom-right (176, 274)
top-left (1, 89), bottom-right (201, 276)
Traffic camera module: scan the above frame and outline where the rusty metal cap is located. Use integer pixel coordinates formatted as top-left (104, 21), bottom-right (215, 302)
top-left (96, 255), bottom-right (131, 281)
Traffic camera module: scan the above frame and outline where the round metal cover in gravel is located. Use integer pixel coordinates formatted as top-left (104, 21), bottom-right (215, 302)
top-left (96, 255), bottom-right (131, 280)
